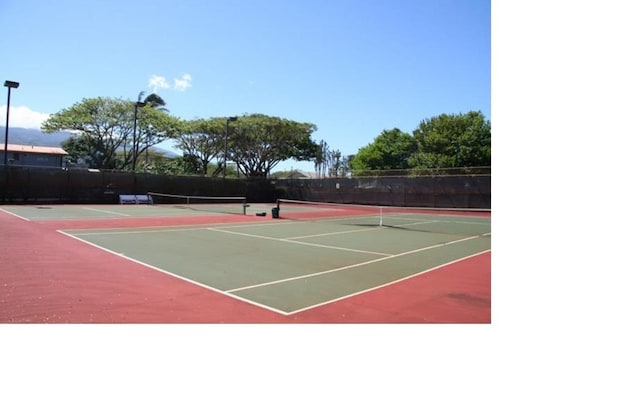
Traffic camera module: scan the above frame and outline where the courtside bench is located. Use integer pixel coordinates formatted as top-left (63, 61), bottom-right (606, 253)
top-left (119, 194), bottom-right (153, 205)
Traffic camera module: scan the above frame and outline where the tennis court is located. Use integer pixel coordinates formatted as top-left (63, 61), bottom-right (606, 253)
top-left (1, 193), bottom-right (255, 221)
top-left (0, 196), bottom-right (491, 322)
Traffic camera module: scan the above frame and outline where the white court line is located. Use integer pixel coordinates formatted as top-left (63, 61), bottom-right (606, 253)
top-left (71, 226), bottom-right (210, 236)
top-left (56, 229), bottom-right (289, 315)
top-left (285, 226), bottom-right (385, 240)
top-left (207, 227), bottom-right (391, 256)
top-left (82, 207), bottom-right (131, 217)
top-left (0, 207), bottom-right (32, 221)
top-left (227, 232), bottom-right (490, 293)
top-left (68, 220), bottom-right (298, 236)
top-left (57, 225), bottom-right (490, 316)
top-left (286, 248), bottom-right (491, 315)
top-left (384, 215), bottom-right (490, 226)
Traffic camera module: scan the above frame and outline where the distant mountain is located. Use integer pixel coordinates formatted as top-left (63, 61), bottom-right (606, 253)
top-left (0, 127), bottom-right (179, 157)
top-left (2, 127), bottom-right (72, 147)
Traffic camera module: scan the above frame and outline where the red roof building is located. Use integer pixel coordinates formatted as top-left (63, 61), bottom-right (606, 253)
top-left (1, 144), bottom-right (68, 167)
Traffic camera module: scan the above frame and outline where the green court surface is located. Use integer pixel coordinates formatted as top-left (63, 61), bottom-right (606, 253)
top-left (58, 212), bottom-right (491, 315)
top-left (0, 203), bottom-right (271, 220)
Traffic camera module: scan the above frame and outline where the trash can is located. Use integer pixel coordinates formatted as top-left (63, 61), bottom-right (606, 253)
top-left (271, 207), bottom-right (279, 219)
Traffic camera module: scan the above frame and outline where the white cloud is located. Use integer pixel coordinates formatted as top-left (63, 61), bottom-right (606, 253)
top-left (148, 74), bottom-right (170, 92)
top-left (174, 74), bottom-right (192, 91)
top-left (0, 105), bottom-right (50, 129)
top-left (148, 73), bottom-right (193, 93)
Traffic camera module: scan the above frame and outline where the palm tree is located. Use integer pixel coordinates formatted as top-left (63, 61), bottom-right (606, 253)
top-left (136, 91), bottom-right (170, 166)
top-left (314, 140), bottom-right (329, 178)
top-left (137, 91), bottom-right (169, 112)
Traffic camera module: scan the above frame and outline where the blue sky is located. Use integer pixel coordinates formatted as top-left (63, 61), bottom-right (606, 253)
top-left (6, 2), bottom-right (640, 396)
top-left (1, 0), bottom-right (490, 172)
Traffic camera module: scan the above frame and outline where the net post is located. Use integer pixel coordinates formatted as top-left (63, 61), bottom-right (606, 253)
top-left (379, 206), bottom-right (383, 227)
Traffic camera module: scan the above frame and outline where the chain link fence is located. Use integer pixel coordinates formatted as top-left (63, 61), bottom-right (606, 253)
top-left (2, 165), bottom-right (489, 209)
top-left (272, 174), bottom-right (490, 209)
top-left (1, 165), bottom-right (275, 204)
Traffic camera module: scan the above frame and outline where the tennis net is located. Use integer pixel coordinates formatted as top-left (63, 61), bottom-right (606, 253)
top-left (148, 192), bottom-right (248, 215)
top-left (275, 199), bottom-right (490, 235)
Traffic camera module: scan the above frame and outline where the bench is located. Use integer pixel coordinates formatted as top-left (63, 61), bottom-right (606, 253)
top-left (119, 194), bottom-right (152, 205)
top-left (135, 194), bottom-right (152, 204)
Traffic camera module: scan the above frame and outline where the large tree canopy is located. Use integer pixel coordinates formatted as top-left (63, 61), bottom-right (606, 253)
top-left (42, 97), bottom-right (130, 169)
top-left (409, 111), bottom-right (491, 169)
top-left (40, 98), bottom-right (318, 176)
top-left (350, 111), bottom-right (490, 174)
top-left (229, 114), bottom-right (318, 177)
top-left (41, 93), bottom-right (488, 177)
top-left (350, 128), bottom-right (417, 172)
top-left (41, 96), bottom-right (181, 170)
top-left (173, 118), bottom-right (226, 176)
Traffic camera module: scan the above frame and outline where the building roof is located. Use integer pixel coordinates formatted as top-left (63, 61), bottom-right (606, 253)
top-left (1, 144), bottom-right (68, 155)
top-left (286, 170), bottom-right (312, 179)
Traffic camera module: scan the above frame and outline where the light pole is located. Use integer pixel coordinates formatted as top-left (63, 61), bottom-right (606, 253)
top-left (3, 80), bottom-right (19, 166)
top-left (224, 116), bottom-right (237, 178)
top-left (132, 101), bottom-right (145, 171)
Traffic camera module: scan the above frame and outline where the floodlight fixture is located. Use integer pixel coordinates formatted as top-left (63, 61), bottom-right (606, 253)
top-left (4, 80), bottom-right (20, 165)
top-left (132, 101), bottom-right (146, 171)
top-left (224, 117), bottom-right (238, 178)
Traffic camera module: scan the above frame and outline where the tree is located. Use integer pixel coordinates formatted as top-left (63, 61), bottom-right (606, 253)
top-left (173, 118), bottom-right (226, 176)
top-left (229, 114), bottom-right (318, 177)
top-left (42, 97), bottom-right (132, 169)
top-left (310, 140), bottom-right (348, 177)
top-left (134, 107), bottom-right (183, 170)
top-left (148, 155), bottom-right (194, 175)
top-left (41, 96), bottom-right (181, 170)
top-left (350, 128), bottom-right (417, 172)
top-left (409, 111), bottom-right (491, 169)
top-left (328, 149), bottom-right (342, 177)
top-left (340, 154), bottom-right (355, 177)
top-left (138, 91), bottom-right (169, 113)
top-left (134, 91), bottom-right (181, 169)
top-left (60, 134), bottom-right (105, 168)
top-left (314, 140), bottom-right (329, 177)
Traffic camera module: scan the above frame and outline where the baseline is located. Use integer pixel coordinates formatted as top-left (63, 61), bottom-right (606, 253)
top-left (227, 233), bottom-right (489, 293)
top-left (83, 207), bottom-right (131, 217)
top-left (287, 249), bottom-right (491, 315)
top-left (56, 229), bottom-right (289, 315)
